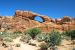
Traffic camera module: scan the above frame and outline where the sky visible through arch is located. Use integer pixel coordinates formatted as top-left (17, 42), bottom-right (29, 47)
top-left (0, 0), bottom-right (75, 21)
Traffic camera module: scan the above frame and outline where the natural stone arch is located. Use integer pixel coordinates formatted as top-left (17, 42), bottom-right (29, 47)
top-left (33, 15), bottom-right (52, 22)
top-left (14, 10), bottom-right (53, 22)
top-left (34, 16), bottom-right (45, 22)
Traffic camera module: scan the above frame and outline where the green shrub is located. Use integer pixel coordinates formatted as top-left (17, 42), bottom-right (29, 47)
top-left (36, 33), bottom-right (47, 42)
top-left (63, 30), bottom-right (75, 49)
top-left (26, 28), bottom-right (41, 39)
top-left (3, 37), bottom-right (13, 42)
top-left (46, 30), bottom-right (62, 47)
top-left (10, 32), bottom-right (22, 39)
top-left (0, 32), bottom-right (7, 38)
top-left (0, 32), bottom-right (22, 42)
top-left (0, 32), bottom-right (22, 40)
top-left (63, 30), bottom-right (75, 40)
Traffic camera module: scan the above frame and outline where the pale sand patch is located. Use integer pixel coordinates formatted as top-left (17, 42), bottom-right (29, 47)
top-left (0, 37), bottom-right (74, 50)
top-left (11, 37), bottom-right (38, 50)
top-left (0, 37), bottom-right (38, 50)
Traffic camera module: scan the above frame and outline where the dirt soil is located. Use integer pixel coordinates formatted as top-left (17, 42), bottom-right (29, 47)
top-left (0, 37), bottom-right (39, 50)
top-left (0, 37), bottom-right (74, 50)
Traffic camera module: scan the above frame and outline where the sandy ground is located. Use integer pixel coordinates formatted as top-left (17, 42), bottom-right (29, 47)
top-left (12, 37), bottom-right (38, 50)
top-left (58, 39), bottom-right (73, 50)
top-left (0, 37), bottom-right (74, 50)
top-left (0, 37), bottom-right (38, 50)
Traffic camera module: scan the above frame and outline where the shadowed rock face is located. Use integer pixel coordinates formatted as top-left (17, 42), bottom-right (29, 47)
top-left (14, 10), bottom-right (52, 22)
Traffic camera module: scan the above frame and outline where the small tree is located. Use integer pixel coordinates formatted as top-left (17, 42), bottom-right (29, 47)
top-left (26, 28), bottom-right (41, 39)
top-left (46, 30), bottom-right (62, 50)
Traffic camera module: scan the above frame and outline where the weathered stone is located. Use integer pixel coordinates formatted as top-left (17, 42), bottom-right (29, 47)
top-left (0, 10), bottom-right (75, 32)
top-left (14, 10), bottom-right (52, 22)
top-left (61, 16), bottom-right (72, 22)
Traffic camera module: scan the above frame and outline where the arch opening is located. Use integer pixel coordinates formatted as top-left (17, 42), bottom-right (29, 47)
top-left (34, 16), bottom-right (44, 23)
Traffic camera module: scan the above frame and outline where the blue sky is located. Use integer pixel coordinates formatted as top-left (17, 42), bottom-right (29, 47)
top-left (0, 0), bottom-right (75, 19)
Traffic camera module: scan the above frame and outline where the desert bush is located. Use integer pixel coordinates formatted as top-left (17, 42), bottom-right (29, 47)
top-left (0, 32), bottom-right (7, 38)
top-left (63, 30), bottom-right (75, 40)
top-left (26, 28), bottom-right (41, 39)
top-left (63, 30), bottom-right (75, 49)
top-left (36, 33), bottom-right (47, 42)
top-left (0, 32), bottom-right (22, 42)
top-left (20, 34), bottom-right (31, 43)
top-left (15, 43), bottom-right (21, 47)
top-left (3, 37), bottom-right (13, 42)
top-left (37, 30), bottom-right (61, 50)
top-left (46, 30), bottom-right (62, 50)
top-left (10, 32), bottom-right (22, 39)
top-left (39, 43), bottom-right (48, 50)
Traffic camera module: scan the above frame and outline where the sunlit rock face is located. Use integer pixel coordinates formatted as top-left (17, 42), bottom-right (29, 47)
top-left (14, 10), bottom-right (53, 22)
top-left (55, 16), bottom-right (72, 24)
top-left (0, 10), bottom-right (75, 33)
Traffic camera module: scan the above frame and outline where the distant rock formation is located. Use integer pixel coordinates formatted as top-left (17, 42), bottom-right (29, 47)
top-left (55, 16), bottom-right (72, 24)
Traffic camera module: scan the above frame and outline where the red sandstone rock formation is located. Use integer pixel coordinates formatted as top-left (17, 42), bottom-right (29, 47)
top-left (14, 10), bottom-right (52, 22)
top-left (0, 10), bottom-right (75, 32)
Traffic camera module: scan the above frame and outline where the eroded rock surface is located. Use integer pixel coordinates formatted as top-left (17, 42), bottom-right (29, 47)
top-left (0, 10), bottom-right (75, 32)
top-left (14, 10), bottom-right (52, 22)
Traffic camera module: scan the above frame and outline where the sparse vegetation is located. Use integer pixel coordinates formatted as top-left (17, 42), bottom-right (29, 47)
top-left (15, 43), bottom-right (21, 47)
top-left (36, 33), bottom-right (47, 42)
top-left (63, 30), bottom-right (75, 40)
top-left (0, 32), bottom-right (22, 42)
top-left (26, 28), bottom-right (41, 39)
top-left (20, 34), bottom-right (31, 43)
top-left (3, 37), bottom-right (13, 42)
top-left (46, 30), bottom-right (62, 46)
top-left (63, 30), bottom-right (75, 49)
top-left (39, 43), bottom-right (48, 50)
top-left (0, 27), bottom-right (75, 50)
top-left (44, 30), bottom-right (62, 50)
top-left (36, 30), bottom-right (62, 50)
